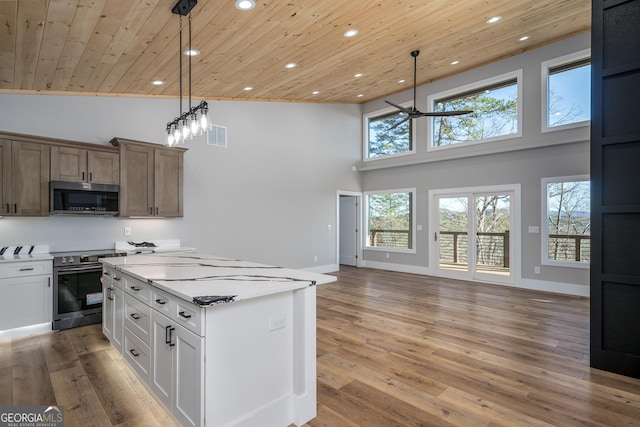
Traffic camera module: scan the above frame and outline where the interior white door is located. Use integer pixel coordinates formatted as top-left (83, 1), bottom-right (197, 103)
top-left (339, 195), bottom-right (358, 266)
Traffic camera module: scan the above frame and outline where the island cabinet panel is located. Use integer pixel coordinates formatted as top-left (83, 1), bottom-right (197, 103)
top-left (113, 137), bottom-right (186, 218)
top-left (102, 267), bottom-right (124, 353)
top-left (51, 146), bottom-right (119, 185)
top-left (0, 260), bottom-right (53, 331)
top-left (151, 310), bottom-right (203, 427)
top-left (0, 139), bottom-right (50, 216)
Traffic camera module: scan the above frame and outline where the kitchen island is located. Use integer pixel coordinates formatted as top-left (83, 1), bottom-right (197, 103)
top-left (100, 253), bottom-right (336, 427)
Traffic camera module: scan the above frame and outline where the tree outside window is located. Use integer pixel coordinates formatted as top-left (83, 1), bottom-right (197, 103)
top-left (543, 177), bottom-right (590, 265)
top-left (546, 58), bottom-right (591, 128)
top-left (365, 110), bottom-right (413, 159)
top-left (431, 76), bottom-right (519, 148)
top-left (366, 191), bottom-right (414, 250)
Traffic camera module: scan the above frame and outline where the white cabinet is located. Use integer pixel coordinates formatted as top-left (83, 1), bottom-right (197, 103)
top-left (102, 266), bottom-right (123, 352)
top-left (0, 260), bottom-right (53, 332)
top-left (151, 310), bottom-right (203, 427)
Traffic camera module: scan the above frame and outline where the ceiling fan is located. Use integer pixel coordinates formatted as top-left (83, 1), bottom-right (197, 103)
top-left (385, 50), bottom-right (473, 129)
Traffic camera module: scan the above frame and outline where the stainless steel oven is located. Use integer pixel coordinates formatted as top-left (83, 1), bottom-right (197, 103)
top-left (52, 250), bottom-right (125, 330)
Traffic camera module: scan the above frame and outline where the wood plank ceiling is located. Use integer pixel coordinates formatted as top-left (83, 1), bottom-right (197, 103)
top-left (0, 0), bottom-right (591, 104)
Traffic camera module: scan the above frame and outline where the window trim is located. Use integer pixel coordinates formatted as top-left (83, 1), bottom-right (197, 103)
top-left (426, 69), bottom-right (523, 151)
top-left (541, 49), bottom-right (591, 133)
top-left (363, 102), bottom-right (417, 161)
top-left (541, 175), bottom-right (590, 269)
top-left (364, 188), bottom-right (417, 254)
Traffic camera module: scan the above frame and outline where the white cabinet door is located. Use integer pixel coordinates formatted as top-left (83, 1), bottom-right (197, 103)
top-left (150, 310), bottom-right (174, 409)
top-left (112, 287), bottom-right (124, 353)
top-left (0, 274), bottom-right (51, 330)
top-left (150, 310), bottom-right (203, 427)
top-left (174, 324), bottom-right (202, 427)
top-left (102, 281), bottom-right (114, 340)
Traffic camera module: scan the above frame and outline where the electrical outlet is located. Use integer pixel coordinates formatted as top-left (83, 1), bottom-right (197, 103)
top-left (124, 227), bottom-right (132, 236)
top-left (534, 266), bottom-right (540, 274)
top-left (386, 253), bottom-right (390, 259)
top-left (314, 255), bottom-right (318, 262)
top-left (269, 315), bottom-right (286, 331)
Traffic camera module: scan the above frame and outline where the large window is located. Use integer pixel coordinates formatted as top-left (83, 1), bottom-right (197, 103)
top-left (364, 105), bottom-right (415, 160)
top-left (365, 189), bottom-right (415, 252)
top-left (428, 70), bottom-right (522, 150)
top-left (542, 50), bottom-right (591, 132)
top-left (542, 176), bottom-right (590, 267)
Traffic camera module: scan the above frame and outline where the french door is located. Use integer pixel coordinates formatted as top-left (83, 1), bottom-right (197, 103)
top-left (432, 187), bottom-right (516, 284)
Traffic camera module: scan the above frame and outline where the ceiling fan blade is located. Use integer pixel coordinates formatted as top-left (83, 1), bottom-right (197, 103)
top-left (389, 116), bottom-right (411, 130)
top-left (415, 110), bottom-right (474, 117)
top-left (385, 100), bottom-right (412, 114)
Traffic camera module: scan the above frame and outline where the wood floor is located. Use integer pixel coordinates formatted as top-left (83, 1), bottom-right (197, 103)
top-left (2, 266), bottom-right (640, 426)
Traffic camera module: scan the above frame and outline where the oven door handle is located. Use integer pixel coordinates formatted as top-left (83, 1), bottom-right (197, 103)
top-left (56, 265), bottom-right (102, 273)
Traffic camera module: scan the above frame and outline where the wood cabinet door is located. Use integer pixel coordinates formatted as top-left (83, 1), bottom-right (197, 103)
top-left (11, 141), bottom-right (50, 216)
top-left (154, 148), bottom-right (184, 217)
top-left (50, 146), bottom-right (87, 182)
top-left (88, 150), bottom-right (119, 185)
top-left (120, 144), bottom-right (154, 216)
top-left (0, 139), bottom-right (10, 215)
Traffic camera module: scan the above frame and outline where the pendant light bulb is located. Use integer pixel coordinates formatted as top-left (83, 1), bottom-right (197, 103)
top-left (166, 127), bottom-right (175, 147)
top-left (181, 118), bottom-right (191, 140)
top-left (190, 112), bottom-right (200, 136)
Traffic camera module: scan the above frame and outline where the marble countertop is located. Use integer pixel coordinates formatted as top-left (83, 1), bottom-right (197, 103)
top-left (0, 253), bottom-right (53, 264)
top-left (101, 253), bottom-right (337, 306)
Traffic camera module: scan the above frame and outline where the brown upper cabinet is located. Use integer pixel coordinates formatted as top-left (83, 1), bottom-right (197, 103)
top-left (0, 138), bottom-right (50, 216)
top-left (51, 146), bottom-right (119, 185)
top-left (111, 137), bottom-right (186, 218)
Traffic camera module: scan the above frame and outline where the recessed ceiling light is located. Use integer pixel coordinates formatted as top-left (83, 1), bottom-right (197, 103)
top-left (486, 16), bottom-right (502, 24)
top-left (244, 86), bottom-right (253, 91)
top-left (354, 73), bottom-right (363, 78)
top-left (357, 94), bottom-right (364, 98)
top-left (285, 62), bottom-right (297, 69)
top-left (519, 36), bottom-right (529, 41)
top-left (183, 49), bottom-right (200, 56)
top-left (451, 60), bottom-right (460, 65)
top-left (235, 0), bottom-right (255, 10)
top-left (312, 91), bottom-right (320, 95)
top-left (343, 29), bottom-right (359, 38)
top-left (152, 80), bottom-right (164, 85)
top-left (398, 79), bottom-right (405, 83)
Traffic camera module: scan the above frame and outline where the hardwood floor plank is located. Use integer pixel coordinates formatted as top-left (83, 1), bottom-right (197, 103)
top-left (0, 366), bottom-right (12, 405)
top-left (49, 364), bottom-right (112, 427)
top-left (65, 323), bottom-right (111, 355)
top-left (39, 330), bottom-right (80, 372)
top-left (11, 336), bottom-right (56, 406)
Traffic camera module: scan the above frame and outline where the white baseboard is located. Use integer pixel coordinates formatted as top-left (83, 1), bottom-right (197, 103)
top-left (361, 260), bottom-right (433, 276)
top-left (0, 322), bottom-right (52, 341)
top-left (303, 264), bottom-right (339, 274)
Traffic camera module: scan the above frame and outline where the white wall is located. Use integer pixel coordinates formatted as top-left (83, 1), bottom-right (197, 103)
top-left (358, 33), bottom-right (591, 295)
top-left (0, 94), bottom-right (362, 270)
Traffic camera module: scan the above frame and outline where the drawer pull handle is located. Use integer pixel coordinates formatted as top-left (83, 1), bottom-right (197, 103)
top-left (129, 349), bottom-right (140, 357)
top-left (107, 287), bottom-right (114, 301)
top-left (113, 276), bottom-right (121, 281)
top-left (130, 286), bottom-right (141, 291)
top-left (155, 298), bottom-right (166, 305)
top-left (19, 267), bottom-right (35, 271)
top-left (130, 313), bottom-right (141, 320)
top-left (103, 271), bottom-right (110, 276)
top-left (166, 325), bottom-right (176, 347)
top-left (178, 311), bottom-right (192, 319)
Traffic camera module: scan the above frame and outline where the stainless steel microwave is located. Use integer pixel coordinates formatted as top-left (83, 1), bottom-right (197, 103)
top-left (50, 181), bottom-right (120, 215)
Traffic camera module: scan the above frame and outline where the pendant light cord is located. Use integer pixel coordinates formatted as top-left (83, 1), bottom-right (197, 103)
top-left (189, 13), bottom-right (192, 111)
top-left (179, 15), bottom-right (183, 117)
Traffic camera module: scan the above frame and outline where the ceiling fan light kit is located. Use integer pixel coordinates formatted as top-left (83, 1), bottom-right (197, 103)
top-left (165, 0), bottom-right (212, 147)
top-left (385, 50), bottom-right (473, 129)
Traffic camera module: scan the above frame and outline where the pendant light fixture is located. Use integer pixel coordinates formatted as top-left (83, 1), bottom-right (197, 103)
top-left (165, 0), bottom-right (211, 147)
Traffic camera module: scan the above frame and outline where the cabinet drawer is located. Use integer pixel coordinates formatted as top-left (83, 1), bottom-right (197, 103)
top-left (102, 267), bottom-right (124, 289)
top-left (151, 288), bottom-right (175, 318)
top-left (123, 326), bottom-right (151, 384)
top-left (124, 276), bottom-right (151, 304)
top-left (0, 260), bottom-right (52, 279)
top-left (174, 300), bottom-right (204, 336)
top-left (124, 293), bottom-right (151, 345)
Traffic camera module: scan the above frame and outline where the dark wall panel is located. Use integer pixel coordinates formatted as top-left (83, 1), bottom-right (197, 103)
top-left (603, 71), bottom-right (640, 137)
top-left (603, 282), bottom-right (640, 355)
top-left (603, 0), bottom-right (640, 69)
top-left (602, 142), bottom-right (640, 205)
